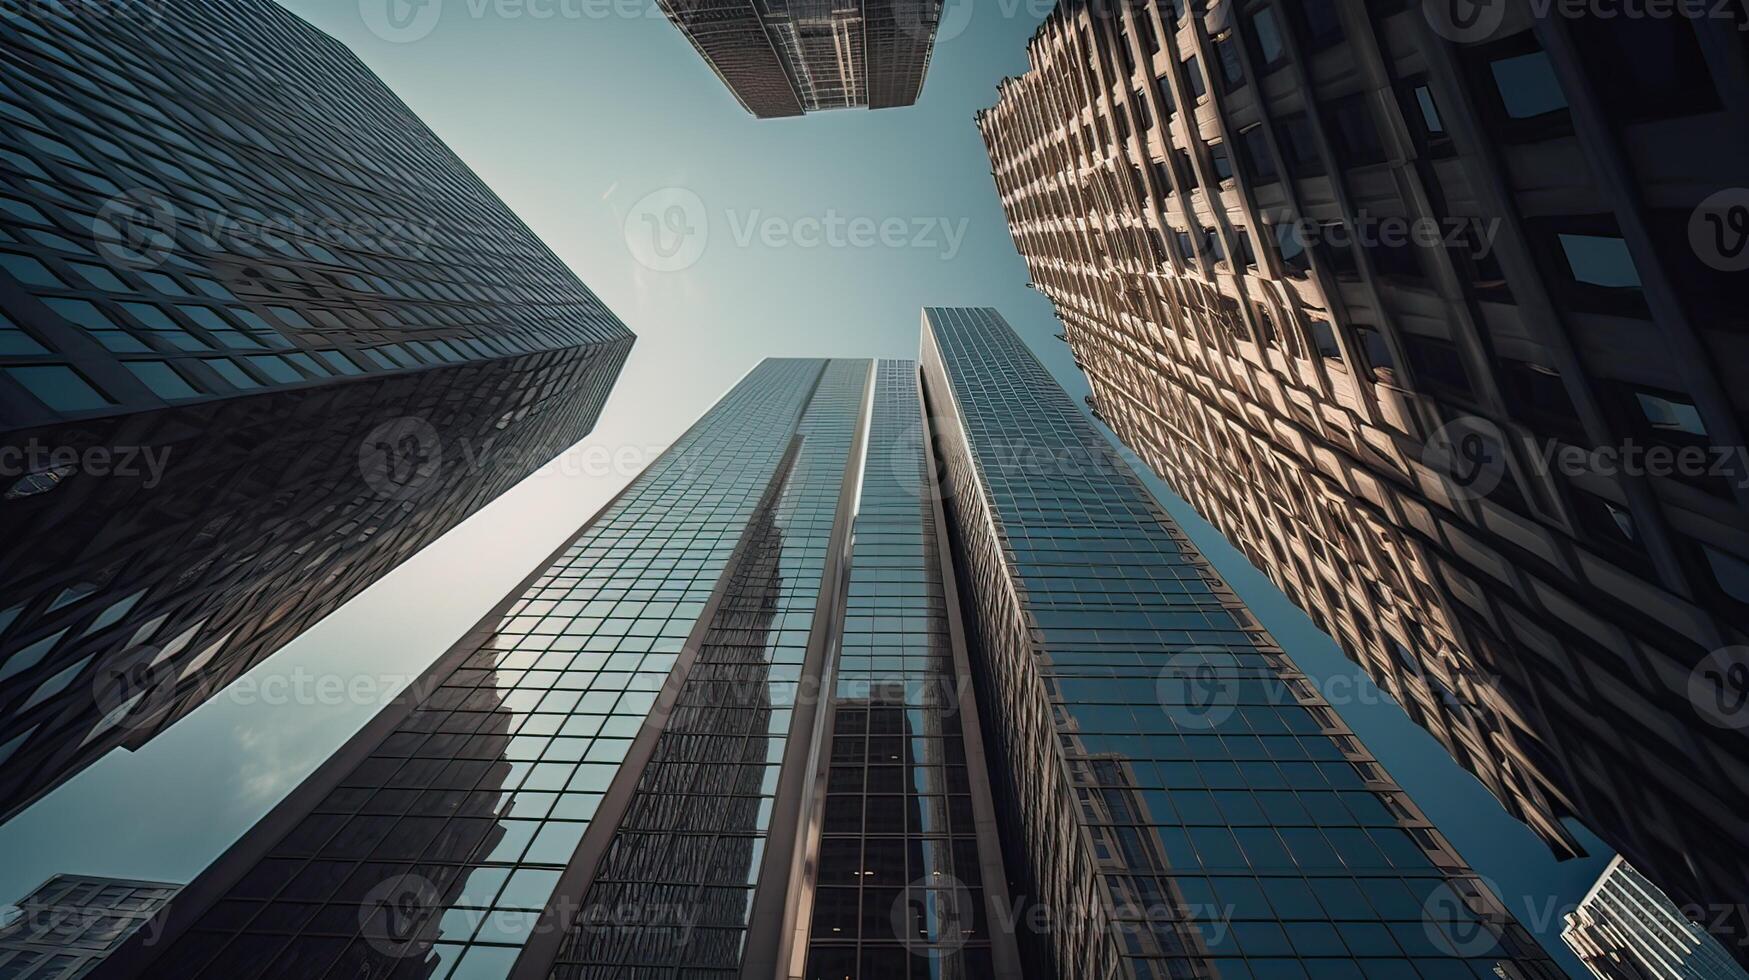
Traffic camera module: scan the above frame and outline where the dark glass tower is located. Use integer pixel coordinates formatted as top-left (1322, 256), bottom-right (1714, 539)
top-left (92, 313), bottom-right (1554, 980)
top-left (921, 308), bottom-right (1554, 980)
top-left (977, 0), bottom-right (1749, 950)
top-left (0, 1), bottom-right (633, 821)
top-left (655, 0), bottom-right (943, 116)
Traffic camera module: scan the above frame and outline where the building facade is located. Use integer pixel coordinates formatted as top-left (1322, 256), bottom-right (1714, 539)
top-left (0, 875), bottom-right (180, 979)
top-left (655, 0), bottom-right (942, 116)
top-left (92, 310), bottom-right (1554, 980)
top-left (977, 0), bottom-right (1749, 951)
top-left (0, 1), bottom-right (634, 819)
top-left (1562, 858), bottom-right (1749, 980)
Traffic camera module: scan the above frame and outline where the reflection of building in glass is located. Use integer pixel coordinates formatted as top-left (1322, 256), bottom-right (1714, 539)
top-left (0, 0), bottom-right (632, 820)
top-left (797, 359), bottom-right (1022, 978)
top-left (654, 0), bottom-right (942, 116)
top-left (1563, 857), bottom-right (1749, 980)
top-left (977, 0), bottom-right (1749, 951)
top-left (96, 315), bottom-right (1554, 979)
top-left (922, 307), bottom-right (1554, 980)
top-left (0, 875), bottom-right (180, 979)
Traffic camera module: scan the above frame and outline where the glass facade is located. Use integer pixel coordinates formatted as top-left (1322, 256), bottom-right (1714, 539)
top-left (551, 359), bottom-right (867, 977)
top-left (921, 308), bottom-right (1557, 980)
top-left (117, 360), bottom-right (826, 980)
top-left (799, 360), bottom-right (1021, 979)
top-left (0, 0), bottom-right (633, 819)
top-left (96, 314), bottom-right (1557, 980)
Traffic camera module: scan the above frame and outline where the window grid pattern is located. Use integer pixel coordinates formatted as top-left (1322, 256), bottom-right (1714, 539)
top-left (130, 359), bottom-right (829, 980)
top-left (551, 359), bottom-right (870, 978)
top-left (801, 360), bottom-right (1015, 979)
top-left (0, 0), bottom-right (633, 820)
top-left (922, 308), bottom-right (1558, 980)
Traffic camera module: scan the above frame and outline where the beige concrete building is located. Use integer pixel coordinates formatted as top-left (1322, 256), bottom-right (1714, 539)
top-left (979, 0), bottom-right (1749, 960)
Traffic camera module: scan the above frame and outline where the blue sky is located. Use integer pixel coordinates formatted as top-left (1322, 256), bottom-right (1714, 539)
top-left (0, 0), bottom-right (1607, 971)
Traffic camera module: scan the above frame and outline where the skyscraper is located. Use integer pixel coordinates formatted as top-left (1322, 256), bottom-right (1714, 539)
top-left (92, 310), bottom-right (1554, 980)
top-left (0, 875), bottom-right (180, 980)
top-left (655, 0), bottom-right (942, 117)
top-left (978, 0), bottom-right (1748, 950)
top-left (0, 0), bottom-right (633, 820)
top-left (1561, 858), bottom-right (1749, 980)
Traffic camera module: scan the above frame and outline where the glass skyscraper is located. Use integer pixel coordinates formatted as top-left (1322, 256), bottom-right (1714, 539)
top-left (0, 0), bottom-right (633, 819)
top-left (653, 0), bottom-right (943, 116)
top-left (91, 311), bottom-right (1553, 980)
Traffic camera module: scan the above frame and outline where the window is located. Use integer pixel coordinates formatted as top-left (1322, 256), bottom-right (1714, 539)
top-left (1569, 17), bottom-right (1717, 121)
top-left (1558, 234), bottom-right (1640, 290)
top-left (1275, 114), bottom-right (1325, 177)
top-left (205, 358), bottom-right (261, 390)
top-left (1533, 217), bottom-right (1648, 317)
top-left (0, 314), bottom-right (46, 355)
top-left (1566, 486), bottom-right (1648, 569)
top-left (1154, 72), bottom-right (1176, 115)
top-left (1293, 0), bottom-right (1345, 49)
top-left (1216, 37), bottom-right (1246, 91)
top-left (1208, 142), bottom-right (1234, 182)
top-left (246, 355), bottom-right (303, 384)
top-left (1316, 223), bottom-right (1361, 280)
top-left (1402, 79), bottom-right (1453, 156)
top-left (1325, 94), bottom-right (1386, 167)
top-left (1182, 55), bottom-right (1207, 99)
top-left (1271, 223), bottom-right (1313, 278)
top-left (1633, 390), bottom-right (1707, 439)
top-left (1492, 53), bottom-right (1567, 118)
top-left (1498, 360), bottom-right (1584, 445)
top-left (1353, 327), bottom-right (1397, 384)
top-left (7, 366), bottom-right (112, 412)
top-left (125, 361), bottom-right (201, 400)
top-left (0, 251), bottom-right (61, 287)
top-left (1308, 320), bottom-right (1343, 363)
top-left (1467, 34), bottom-right (1571, 137)
top-left (1247, 8), bottom-right (1288, 69)
top-left (1402, 336), bottom-right (1473, 397)
top-left (1233, 230), bottom-right (1257, 270)
top-left (1238, 125), bottom-right (1277, 182)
